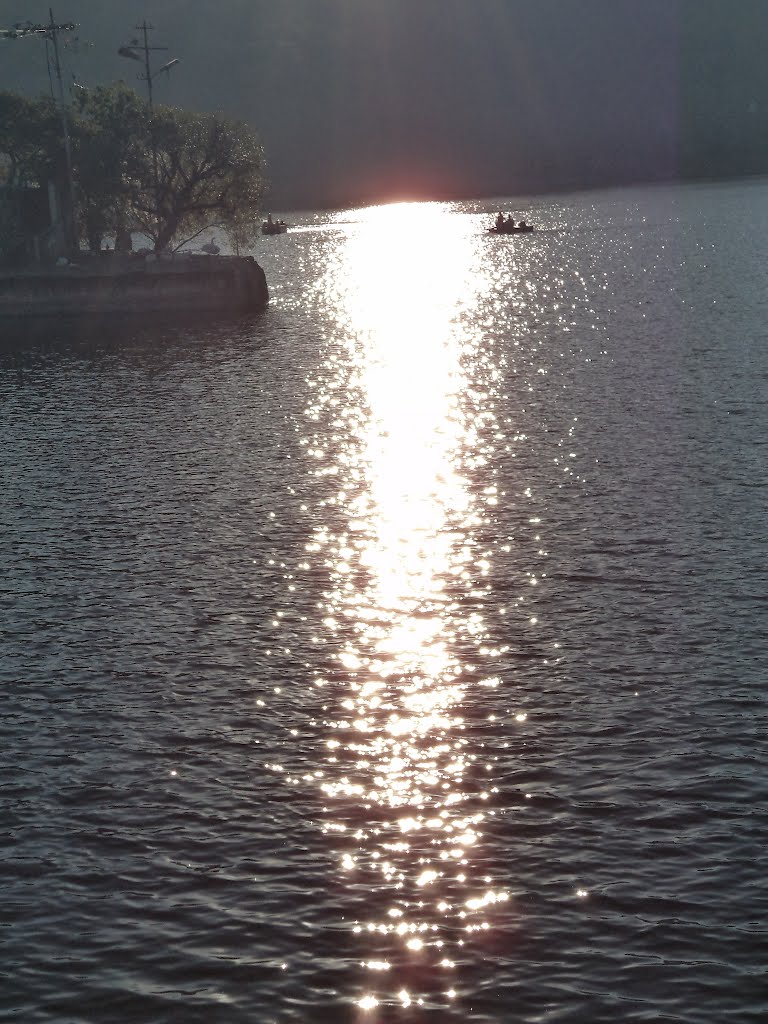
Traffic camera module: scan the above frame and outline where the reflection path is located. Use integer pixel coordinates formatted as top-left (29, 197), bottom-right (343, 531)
top-left (309, 204), bottom-right (508, 1014)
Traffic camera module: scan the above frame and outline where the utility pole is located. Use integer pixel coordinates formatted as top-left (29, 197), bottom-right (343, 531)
top-left (118, 22), bottom-right (178, 248)
top-left (0, 12), bottom-right (79, 254)
top-left (47, 9), bottom-right (77, 253)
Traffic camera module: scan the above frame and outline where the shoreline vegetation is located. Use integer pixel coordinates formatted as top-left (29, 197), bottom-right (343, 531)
top-left (0, 82), bottom-right (269, 314)
top-left (0, 83), bottom-right (266, 262)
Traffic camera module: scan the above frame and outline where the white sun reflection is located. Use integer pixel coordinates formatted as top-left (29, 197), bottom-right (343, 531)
top-left (311, 202), bottom-right (508, 1011)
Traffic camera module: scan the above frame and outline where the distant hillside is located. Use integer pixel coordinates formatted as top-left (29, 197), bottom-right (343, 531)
top-left (2, 0), bottom-right (767, 206)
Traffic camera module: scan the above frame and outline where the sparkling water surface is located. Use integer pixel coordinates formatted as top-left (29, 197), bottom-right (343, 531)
top-left (2, 181), bottom-right (767, 1023)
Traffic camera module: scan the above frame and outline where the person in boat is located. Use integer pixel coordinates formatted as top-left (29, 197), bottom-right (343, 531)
top-left (519, 220), bottom-right (527, 230)
top-left (505, 215), bottom-right (516, 232)
top-left (266, 214), bottom-right (275, 227)
top-left (495, 211), bottom-right (505, 231)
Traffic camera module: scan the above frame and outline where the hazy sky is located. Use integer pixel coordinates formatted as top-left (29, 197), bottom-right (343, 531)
top-left (2, 1), bottom-right (767, 207)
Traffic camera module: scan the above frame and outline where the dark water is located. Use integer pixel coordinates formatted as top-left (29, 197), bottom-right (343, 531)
top-left (2, 182), bottom-right (766, 1023)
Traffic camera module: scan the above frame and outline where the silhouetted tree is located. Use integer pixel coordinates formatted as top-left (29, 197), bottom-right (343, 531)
top-left (71, 82), bottom-right (147, 251)
top-left (1, 85), bottom-right (265, 253)
top-left (133, 104), bottom-right (265, 252)
top-left (0, 91), bottom-right (63, 188)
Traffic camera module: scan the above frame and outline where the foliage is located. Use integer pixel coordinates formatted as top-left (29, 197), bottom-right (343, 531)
top-left (134, 103), bottom-right (265, 252)
top-left (0, 85), bottom-right (265, 253)
top-left (71, 82), bottom-right (148, 251)
top-left (0, 191), bottom-right (23, 264)
top-left (0, 91), bottom-right (64, 188)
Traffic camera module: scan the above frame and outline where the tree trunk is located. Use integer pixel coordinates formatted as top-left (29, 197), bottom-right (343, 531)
top-left (114, 208), bottom-right (132, 253)
top-left (155, 217), bottom-right (178, 253)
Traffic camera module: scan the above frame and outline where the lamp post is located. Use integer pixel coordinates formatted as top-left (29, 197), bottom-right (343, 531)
top-left (118, 22), bottom-right (178, 249)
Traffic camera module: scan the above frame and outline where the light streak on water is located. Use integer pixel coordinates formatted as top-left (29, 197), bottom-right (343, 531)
top-left (306, 203), bottom-right (510, 1012)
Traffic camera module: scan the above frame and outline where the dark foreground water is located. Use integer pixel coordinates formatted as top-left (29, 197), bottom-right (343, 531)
top-left (2, 181), bottom-right (767, 1023)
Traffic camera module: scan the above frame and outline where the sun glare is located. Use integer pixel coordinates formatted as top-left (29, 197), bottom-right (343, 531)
top-left (309, 201), bottom-right (507, 1009)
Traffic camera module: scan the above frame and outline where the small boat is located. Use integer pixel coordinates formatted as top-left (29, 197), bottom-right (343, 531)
top-left (262, 221), bottom-right (288, 235)
top-left (487, 224), bottom-right (534, 235)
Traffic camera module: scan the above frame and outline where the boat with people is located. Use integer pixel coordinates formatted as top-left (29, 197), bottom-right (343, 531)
top-left (262, 214), bottom-right (288, 235)
top-left (488, 224), bottom-right (534, 234)
top-left (488, 212), bottom-right (534, 234)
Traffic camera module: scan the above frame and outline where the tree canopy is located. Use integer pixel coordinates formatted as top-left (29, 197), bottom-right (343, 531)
top-left (0, 84), bottom-right (265, 253)
top-left (0, 91), bottom-right (64, 189)
top-left (71, 83), bottom-right (147, 252)
top-left (138, 102), bottom-right (266, 253)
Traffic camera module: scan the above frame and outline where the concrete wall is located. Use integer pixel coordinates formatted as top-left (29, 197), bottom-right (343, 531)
top-left (0, 256), bottom-right (268, 317)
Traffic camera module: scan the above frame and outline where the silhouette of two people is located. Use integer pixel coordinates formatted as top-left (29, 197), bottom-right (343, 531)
top-left (495, 211), bottom-right (528, 233)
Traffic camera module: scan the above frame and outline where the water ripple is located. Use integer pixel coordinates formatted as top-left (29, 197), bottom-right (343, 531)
top-left (1, 182), bottom-right (767, 1022)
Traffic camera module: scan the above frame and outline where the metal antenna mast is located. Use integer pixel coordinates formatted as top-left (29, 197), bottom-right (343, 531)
top-left (0, 11), bottom-right (79, 252)
top-left (118, 22), bottom-right (179, 247)
top-left (47, 8), bottom-right (77, 249)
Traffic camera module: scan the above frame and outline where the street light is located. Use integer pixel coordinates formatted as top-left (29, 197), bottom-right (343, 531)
top-left (118, 22), bottom-right (178, 113)
top-left (118, 22), bottom-right (179, 248)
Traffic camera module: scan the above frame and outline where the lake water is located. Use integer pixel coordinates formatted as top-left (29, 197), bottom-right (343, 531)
top-left (1, 181), bottom-right (766, 1023)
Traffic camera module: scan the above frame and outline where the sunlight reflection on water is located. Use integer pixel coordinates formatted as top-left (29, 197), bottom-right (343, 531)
top-left (6, 184), bottom-right (767, 1024)
top-left (307, 203), bottom-right (510, 1012)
